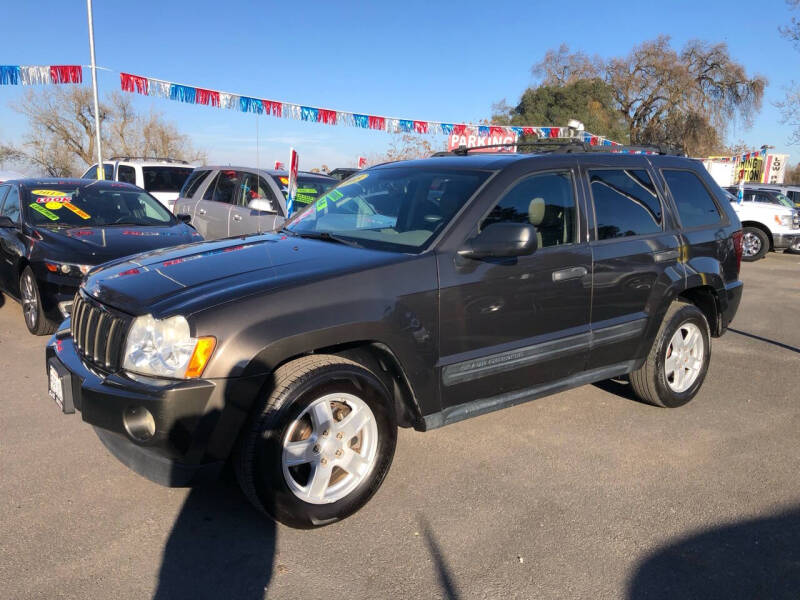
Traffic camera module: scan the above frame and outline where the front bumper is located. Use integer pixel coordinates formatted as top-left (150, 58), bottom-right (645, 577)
top-left (46, 324), bottom-right (268, 487)
top-left (773, 232), bottom-right (799, 250)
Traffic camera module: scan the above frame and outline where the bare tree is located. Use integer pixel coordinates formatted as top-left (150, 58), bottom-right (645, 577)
top-left (368, 134), bottom-right (443, 164)
top-left (533, 44), bottom-right (602, 86)
top-left (779, 0), bottom-right (800, 143)
top-left (10, 87), bottom-right (205, 176)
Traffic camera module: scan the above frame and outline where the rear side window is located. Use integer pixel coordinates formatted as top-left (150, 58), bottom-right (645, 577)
top-left (181, 169), bottom-right (209, 198)
top-left (239, 173), bottom-right (278, 208)
top-left (142, 167), bottom-right (194, 193)
top-left (483, 171), bottom-right (577, 247)
top-left (662, 170), bottom-right (722, 228)
top-left (589, 169), bottom-right (662, 240)
top-left (210, 170), bottom-right (241, 204)
top-left (118, 165), bottom-right (136, 184)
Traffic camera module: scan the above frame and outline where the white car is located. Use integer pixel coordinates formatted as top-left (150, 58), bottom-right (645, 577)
top-left (724, 190), bottom-right (800, 260)
top-left (81, 158), bottom-right (197, 211)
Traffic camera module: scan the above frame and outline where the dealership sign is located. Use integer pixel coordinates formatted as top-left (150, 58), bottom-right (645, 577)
top-left (447, 127), bottom-right (517, 153)
top-left (761, 154), bottom-right (788, 184)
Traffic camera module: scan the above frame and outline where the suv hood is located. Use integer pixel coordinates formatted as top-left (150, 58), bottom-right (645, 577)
top-left (83, 233), bottom-right (409, 316)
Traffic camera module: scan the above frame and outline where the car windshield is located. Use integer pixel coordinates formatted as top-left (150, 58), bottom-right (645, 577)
top-left (24, 184), bottom-right (175, 227)
top-left (774, 192), bottom-right (795, 208)
top-left (142, 167), bottom-right (194, 193)
top-left (284, 167), bottom-right (491, 253)
top-left (272, 175), bottom-right (336, 210)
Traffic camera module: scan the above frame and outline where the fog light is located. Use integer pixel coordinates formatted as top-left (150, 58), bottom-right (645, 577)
top-left (123, 406), bottom-right (156, 441)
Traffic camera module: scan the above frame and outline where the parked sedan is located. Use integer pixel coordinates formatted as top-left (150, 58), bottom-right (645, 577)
top-left (175, 166), bottom-right (336, 240)
top-left (0, 179), bottom-right (202, 335)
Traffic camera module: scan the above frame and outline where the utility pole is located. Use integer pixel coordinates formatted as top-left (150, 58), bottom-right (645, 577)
top-left (86, 0), bottom-right (104, 179)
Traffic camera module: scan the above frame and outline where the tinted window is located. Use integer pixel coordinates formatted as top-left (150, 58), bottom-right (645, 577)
top-left (239, 173), bottom-right (278, 209)
top-left (483, 171), bottom-right (576, 247)
top-left (118, 165), bottom-right (136, 184)
top-left (590, 169), bottom-right (661, 240)
top-left (751, 192), bottom-right (781, 205)
top-left (202, 173), bottom-right (218, 200)
top-left (0, 185), bottom-right (9, 207)
top-left (788, 190), bottom-right (800, 203)
top-left (286, 168), bottom-right (489, 253)
top-left (1, 186), bottom-right (20, 222)
top-left (210, 170), bottom-right (240, 204)
top-left (82, 164), bottom-right (114, 180)
top-left (142, 167), bottom-right (194, 193)
top-left (24, 185), bottom-right (173, 227)
top-left (662, 170), bottom-right (722, 228)
top-left (180, 169), bottom-right (209, 198)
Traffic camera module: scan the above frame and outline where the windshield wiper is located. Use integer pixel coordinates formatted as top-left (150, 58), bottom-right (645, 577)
top-left (293, 231), bottom-right (363, 248)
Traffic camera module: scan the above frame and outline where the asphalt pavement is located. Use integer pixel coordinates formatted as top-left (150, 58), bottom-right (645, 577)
top-left (1, 252), bottom-right (799, 599)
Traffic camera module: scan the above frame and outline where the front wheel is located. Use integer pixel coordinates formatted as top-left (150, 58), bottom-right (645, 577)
top-left (629, 302), bottom-right (711, 408)
top-left (19, 267), bottom-right (57, 336)
top-left (741, 226), bottom-right (769, 261)
top-left (234, 355), bottom-right (397, 528)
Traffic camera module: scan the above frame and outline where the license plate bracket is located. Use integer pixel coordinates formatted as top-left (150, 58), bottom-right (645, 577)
top-left (48, 358), bottom-right (75, 414)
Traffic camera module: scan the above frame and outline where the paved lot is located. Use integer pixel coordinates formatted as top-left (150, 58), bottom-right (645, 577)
top-left (1, 252), bottom-right (799, 600)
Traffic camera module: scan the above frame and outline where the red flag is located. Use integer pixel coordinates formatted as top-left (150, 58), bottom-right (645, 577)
top-left (195, 88), bottom-right (220, 107)
top-left (549, 127), bottom-right (560, 138)
top-left (358, 156), bottom-right (367, 169)
top-left (414, 121), bottom-right (428, 134)
top-left (453, 124), bottom-right (467, 135)
top-left (120, 72), bottom-right (148, 95)
top-left (274, 161), bottom-right (285, 170)
top-left (49, 65), bottom-right (82, 84)
top-left (522, 127), bottom-right (536, 136)
top-left (318, 109), bottom-right (337, 124)
top-left (262, 100), bottom-right (282, 117)
top-left (490, 126), bottom-right (506, 137)
top-left (368, 116), bottom-right (385, 130)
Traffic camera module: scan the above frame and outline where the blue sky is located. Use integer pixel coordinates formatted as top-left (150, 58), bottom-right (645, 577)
top-left (1, 0), bottom-right (798, 171)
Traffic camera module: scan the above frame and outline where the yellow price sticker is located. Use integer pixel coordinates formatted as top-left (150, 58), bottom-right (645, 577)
top-left (63, 202), bottom-right (91, 220)
top-left (32, 189), bottom-right (70, 197)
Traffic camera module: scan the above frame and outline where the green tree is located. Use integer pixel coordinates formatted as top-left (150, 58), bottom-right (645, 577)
top-left (494, 78), bottom-right (629, 143)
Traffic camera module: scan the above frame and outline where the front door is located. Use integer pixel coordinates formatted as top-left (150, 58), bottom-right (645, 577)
top-left (437, 165), bottom-right (592, 410)
top-left (0, 185), bottom-right (23, 293)
top-left (229, 172), bottom-right (282, 236)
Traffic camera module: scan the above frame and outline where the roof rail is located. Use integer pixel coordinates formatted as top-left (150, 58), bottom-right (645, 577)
top-left (107, 156), bottom-right (191, 164)
top-left (434, 140), bottom-right (683, 157)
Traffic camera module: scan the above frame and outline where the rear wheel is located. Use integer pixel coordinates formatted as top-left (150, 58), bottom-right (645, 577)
top-left (19, 267), bottom-right (57, 336)
top-left (741, 226), bottom-right (768, 261)
top-left (234, 355), bottom-right (397, 528)
top-left (630, 301), bottom-right (711, 408)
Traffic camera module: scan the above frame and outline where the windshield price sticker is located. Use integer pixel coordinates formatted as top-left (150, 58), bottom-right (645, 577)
top-left (32, 189), bottom-right (70, 197)
top-left (316, 197), bottom-right (328, 211)
top-left (30, 203), bottom-right (60, 221)
top-left (295, 194), bottom-right (316, 205)
top-left (63, 203), bottom-right (91, 219)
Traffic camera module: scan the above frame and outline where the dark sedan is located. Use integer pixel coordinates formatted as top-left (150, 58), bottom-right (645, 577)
top-left (0, 178), bottom-right (202, 335)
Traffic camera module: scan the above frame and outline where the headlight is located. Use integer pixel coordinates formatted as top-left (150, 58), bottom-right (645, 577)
top-left (122, 314), bottom-right (216, 379)
top-left (45, 260), bottom-right (92, 277)
top-left (775, 214), bottom-right (794, 228)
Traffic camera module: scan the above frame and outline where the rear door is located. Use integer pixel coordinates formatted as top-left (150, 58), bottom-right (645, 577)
top-left (581, 158), bottom-right (683, 371)
top-left (229, 172), bottom-right (283, 236)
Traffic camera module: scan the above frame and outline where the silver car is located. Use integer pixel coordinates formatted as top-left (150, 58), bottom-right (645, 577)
top-left (174, 166), bottom-right (336, 240)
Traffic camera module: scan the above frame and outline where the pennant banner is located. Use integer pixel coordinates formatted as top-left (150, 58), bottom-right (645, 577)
top-left (117, 71), bottom-right (622, 146)
top-left (0, 65), bottom-right (83, 85)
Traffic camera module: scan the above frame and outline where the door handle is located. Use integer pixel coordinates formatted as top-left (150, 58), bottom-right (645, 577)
top-left (652, 249), bottom-right (680, 263)
top-left (233, 214), bottom-right (242, 221)
top-left (198, 208), bottom-right (207, 215)
top-left (552, 266), bottom-right (588, 282)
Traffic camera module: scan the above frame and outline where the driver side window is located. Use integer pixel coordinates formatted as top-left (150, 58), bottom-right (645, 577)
top-left (482, 171), bottom-right (577, 248)
top-left (1, 186), bottom-right (20, 223)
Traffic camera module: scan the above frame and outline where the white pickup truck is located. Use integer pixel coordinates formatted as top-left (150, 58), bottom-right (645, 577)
top-left (723, 189), bottom-right (800, 260)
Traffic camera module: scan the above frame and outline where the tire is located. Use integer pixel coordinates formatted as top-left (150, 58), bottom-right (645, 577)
top-left (629, 301), bottom-right (711, 408)
top-left (234, 354), bottom-right (397, 528)
top-left (19, 267), bottom-right (57, 336)
top-left (741, 226), bottom-right (769, 261)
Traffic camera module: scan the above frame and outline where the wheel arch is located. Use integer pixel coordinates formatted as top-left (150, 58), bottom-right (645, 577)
top-left (678, 285), bottom-right (722, 337)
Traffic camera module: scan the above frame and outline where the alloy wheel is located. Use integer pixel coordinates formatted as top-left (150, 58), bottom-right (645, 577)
top-left (742, 231), bottom-right (762, 257)
top-left (21, 273), bottom-right (38, 330)
top-left (281, 392), bottom-right (379, 505)
top-left (664, 322), bottom-right (704, 393)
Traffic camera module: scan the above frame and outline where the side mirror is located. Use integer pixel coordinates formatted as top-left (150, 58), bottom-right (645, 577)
top-left (0, 216), bottom-right (16, 229)
top-left (176, 213), bottom-right (192, 225)
top-left (459, 222), bottom-right (538, 259)
top-left (248, 198), bottom-right (275, 213)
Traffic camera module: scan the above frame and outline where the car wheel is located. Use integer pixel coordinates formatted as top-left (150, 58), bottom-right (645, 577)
top-left (629, 301), bottom-right (711, 408)
top-left (19, 266), bottom-right (57, 336)
top-left (741, 226), bottom-right (768, 261)
top-left (234, 354), bottom-right (397, 528)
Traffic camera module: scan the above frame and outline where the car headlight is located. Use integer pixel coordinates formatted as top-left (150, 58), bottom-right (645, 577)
top-left (45, 260), bottom-right (92, 277)
top-left (122, 314), bottom-right (216, 379)
top-left (775, 214), bottom-right (794, 227)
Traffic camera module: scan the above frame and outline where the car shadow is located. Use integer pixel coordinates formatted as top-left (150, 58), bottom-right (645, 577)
top-left (592, 377), bottom-right (639, 402)
top-left (728, 328), bottom-right (800, 354)
top-left (0, 291), bottom-right (5, 309)
top-left (152, 478), bottom-right (276, 600)
top-left (627, 506), bottom-right (800, 599)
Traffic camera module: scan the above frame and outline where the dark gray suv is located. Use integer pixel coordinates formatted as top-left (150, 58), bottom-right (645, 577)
top-left (46, 146), bottom-right (744, 528)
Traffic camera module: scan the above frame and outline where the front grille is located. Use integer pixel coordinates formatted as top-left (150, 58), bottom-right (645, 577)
top-left (793, 209), bottom-right (800, 230)
top-left (71, 293), bottom-right (131, 371)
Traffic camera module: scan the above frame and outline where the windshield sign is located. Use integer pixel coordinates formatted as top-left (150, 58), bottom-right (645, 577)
top-left (25, 184), bottom-right (174, 227)
top-left (285, 167), bottom-right (490, 253)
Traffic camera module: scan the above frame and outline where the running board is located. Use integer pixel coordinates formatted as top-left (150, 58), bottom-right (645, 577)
top-left (423, 360), bottom-right (636, 430)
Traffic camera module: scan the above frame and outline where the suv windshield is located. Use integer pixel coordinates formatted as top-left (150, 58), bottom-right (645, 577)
top-left (775, 192), bottom-right (795, 208)
top-left (272, 175), bottom-right (336, 209)
top-left (142, 167), bottom-right (194, 193)
top-left (24, 184), bottom-right (174, 227)
top-left (285, 167), bottom-right (491, 252)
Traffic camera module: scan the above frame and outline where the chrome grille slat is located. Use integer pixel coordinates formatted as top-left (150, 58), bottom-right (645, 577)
top-left (70, 293), bottom-right (131, 372)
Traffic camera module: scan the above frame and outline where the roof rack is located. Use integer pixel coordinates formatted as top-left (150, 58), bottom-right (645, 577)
top-left (433, 140), bottom-right (683, 157)
top-left (107, 156), bottom-right (191, 164)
